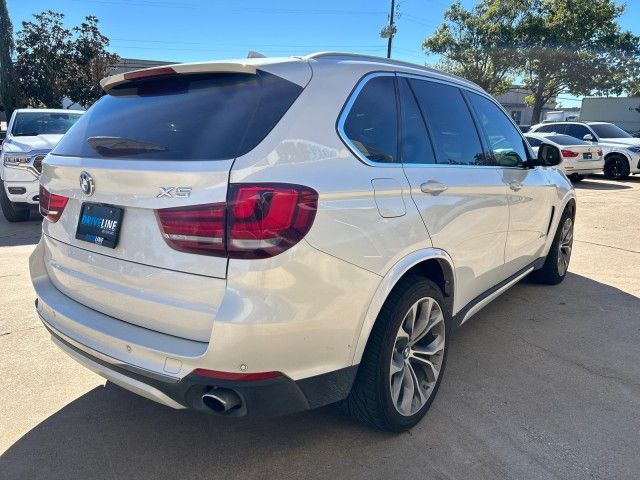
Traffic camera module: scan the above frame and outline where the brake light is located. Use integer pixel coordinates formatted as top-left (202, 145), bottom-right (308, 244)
top-left (123, 66), bottom-right (177, 81)
top-left (156, 183), bottom-right (318, 258)
top-left (561, 149), bottom-right (579, 158)
top-left (156, 203), bottom-right (226, 256)
top-left (39, 185), bottom-right (68, 222)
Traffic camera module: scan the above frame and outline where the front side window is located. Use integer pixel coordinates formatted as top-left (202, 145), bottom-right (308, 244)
top-left (526, 136), bottom-right (542, 147)
top-left (343, 75), bottom-right (398, 164)
top-left (11, 112), bottom-right (82, 136)
top-left (589, 123), bottom-right (631, 139)
top-left (467, 92), bottom-right (528, 167)
top-left (409, 79), bottom-right (486, 165)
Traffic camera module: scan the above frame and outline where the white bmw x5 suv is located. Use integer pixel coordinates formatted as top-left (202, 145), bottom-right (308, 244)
top-left (30, 53), bottom-right (575, 431)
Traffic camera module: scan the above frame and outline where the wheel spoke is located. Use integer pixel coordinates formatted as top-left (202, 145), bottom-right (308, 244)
top-left (413, 335), bottom-right (445, 356)
top-left (399, 363), bottom-right (415, 414)
top-left (402, 303), bottom-right (418, 339)
top-left (390, 362), bottom-right (406, 404)
top-left (407, 362), bottom-right (427, 405)
top-left (410, 352), bottom-right (439, 382)
top-left (410, 298), bottom-right (433, 343)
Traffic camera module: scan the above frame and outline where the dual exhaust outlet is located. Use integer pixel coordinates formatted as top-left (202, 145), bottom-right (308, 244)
top-left (201, 388), bottom-right (242, 414)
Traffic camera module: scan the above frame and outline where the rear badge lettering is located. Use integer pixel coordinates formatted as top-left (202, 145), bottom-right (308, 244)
top-left (157, 187), bottom-right (192, 198)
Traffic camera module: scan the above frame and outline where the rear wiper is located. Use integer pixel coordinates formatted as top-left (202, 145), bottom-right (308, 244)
top-left (87, 136), bottom-right (168, 157)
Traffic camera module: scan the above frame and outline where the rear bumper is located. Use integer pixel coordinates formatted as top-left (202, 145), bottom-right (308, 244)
top-left (42, 313), bottom-right (356, 417)
top-left (30, 237), bottom-right (363, 416)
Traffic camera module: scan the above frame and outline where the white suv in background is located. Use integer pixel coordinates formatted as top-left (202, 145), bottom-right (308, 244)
top-left (1, 109), bottom-right (83, 221)
top-left (529, 121), bottom-right (640, 180)
top-left (31, 53), bottom-right (576, 432)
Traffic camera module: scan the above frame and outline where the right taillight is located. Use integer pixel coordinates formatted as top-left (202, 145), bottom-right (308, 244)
top-left (156, 183), bottom-right (318, 259)
top-left (39, 185), bottom-right (68, 222)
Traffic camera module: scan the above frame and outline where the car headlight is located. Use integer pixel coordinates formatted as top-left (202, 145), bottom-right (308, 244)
top-left (3, 153), bottom-right (32, 166)
top-left (627, 145), bottom-right (640, 153)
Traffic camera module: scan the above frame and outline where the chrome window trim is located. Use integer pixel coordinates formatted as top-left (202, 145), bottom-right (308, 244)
top-left (337, 70), bottom-right (535, 170)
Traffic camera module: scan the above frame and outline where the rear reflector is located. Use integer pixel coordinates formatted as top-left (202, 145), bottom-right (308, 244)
top-left (39, 185), bottom-right (68, 222)
top-left (192, 369), bottom-right (282, 382)
top-left (156, 183), bottom-right (318, 259)
top-left (561, 150), bottom-right (579, 158)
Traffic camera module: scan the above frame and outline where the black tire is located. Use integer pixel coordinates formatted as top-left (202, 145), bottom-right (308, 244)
top-left (530, 206), bottom-right (574, 285)
top-left (603, 154), bottom-right (630, 180)
top-left (0, 180), bottom-right (30, 222)
top-left (344, 276), bottom-right (451, 432)
top-left (569, 174), bottom-right (584, 182)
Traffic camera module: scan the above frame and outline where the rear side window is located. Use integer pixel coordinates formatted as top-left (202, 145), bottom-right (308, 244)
top-left (467, 92), bottom-right (528, 167)
top-left (408, 79), bottom-right (486, 166)
top-left (398, 78), bottom-right (436, 165)
top-left (537, 124), bottom-right (566, 134)
top-left (53, 71), bottom-right (302, 160)
top-left (342, 75), bottom-right (398, 164)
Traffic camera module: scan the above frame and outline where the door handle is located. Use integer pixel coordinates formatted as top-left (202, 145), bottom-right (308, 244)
top-left (508, 181), bottom-right (523, 192)
top-left (420, 181), bottom-right (448, 195)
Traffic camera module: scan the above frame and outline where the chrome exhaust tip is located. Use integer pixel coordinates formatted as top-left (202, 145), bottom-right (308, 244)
top-left (202, 388), bottom-right (242, 414)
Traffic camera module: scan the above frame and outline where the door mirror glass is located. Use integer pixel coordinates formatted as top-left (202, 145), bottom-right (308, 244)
top-left (537, 143), bottom-right (562, 166)
top-left (583, 133), bottom-right (594, 142)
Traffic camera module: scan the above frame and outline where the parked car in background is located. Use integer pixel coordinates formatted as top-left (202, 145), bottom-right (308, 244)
top-left (1, 109), bottom-right (83, 222)
top-left (529, 121), bottom-right (640, 180)
top-left (525, 133), bottom-right (603, 181)
top-left (518, 124), bottom-right (531, 133)
top-left (30, 53), bottom-right (576, 432)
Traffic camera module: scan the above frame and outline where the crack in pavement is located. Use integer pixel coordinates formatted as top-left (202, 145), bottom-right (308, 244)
top-left (573, 239), bottom-right (640, 254)
top-left (0, 325), bottom-right (43, 337)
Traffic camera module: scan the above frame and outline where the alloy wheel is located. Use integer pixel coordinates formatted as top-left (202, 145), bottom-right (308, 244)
top-left (557, 217), bottom-right (573, 276)
top-left (389, 297), bottom-right (446, 416)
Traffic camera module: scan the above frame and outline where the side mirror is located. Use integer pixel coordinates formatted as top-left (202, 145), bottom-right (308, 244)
top-left (583, 134), bottom-right (594, 142)
top-left (537, 143), bottom-right (562, 166)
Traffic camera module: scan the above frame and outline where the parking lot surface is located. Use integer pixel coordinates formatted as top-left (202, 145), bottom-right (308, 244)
top-left (1, 175), bottom-right (639, 480)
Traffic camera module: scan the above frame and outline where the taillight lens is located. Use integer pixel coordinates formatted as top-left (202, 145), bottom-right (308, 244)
top-left (156, 183), bottom-right (318, 259)
top-left (561, 149), bottom-right (579, 158)
top-left (597, 149), bottom-right (603, 157)
top-left (39, 185), bottom-right (68, 222)
top-left (156, 203), bottom-right (226, 255)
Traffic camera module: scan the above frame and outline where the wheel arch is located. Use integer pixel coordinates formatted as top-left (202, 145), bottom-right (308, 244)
top-left (351, 249), bottom-right (455, 366)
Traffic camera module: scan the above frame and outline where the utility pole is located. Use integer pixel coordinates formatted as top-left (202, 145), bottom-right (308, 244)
top-left (386, 0), bottom-right (396, 59)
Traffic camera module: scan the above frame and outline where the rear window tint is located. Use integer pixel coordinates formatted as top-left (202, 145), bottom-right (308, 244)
top-left (53, 71), bottom-right (302, 160)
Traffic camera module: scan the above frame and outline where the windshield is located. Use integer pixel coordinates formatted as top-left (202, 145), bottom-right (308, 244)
top-left (11, 112), bottom-right (82, 136)
top-left (590, 123), bottom-right (632, 139)
top-left (546, 135), bottom-right (589, 146)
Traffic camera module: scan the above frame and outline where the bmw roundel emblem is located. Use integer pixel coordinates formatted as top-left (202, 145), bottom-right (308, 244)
top-left (79, 171), bottom-right (95, 196)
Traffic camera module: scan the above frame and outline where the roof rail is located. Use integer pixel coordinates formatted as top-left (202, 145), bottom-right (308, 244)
top-left (304, 51), bottom-right (480, 90)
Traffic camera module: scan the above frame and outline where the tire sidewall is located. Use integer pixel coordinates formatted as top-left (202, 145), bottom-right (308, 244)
top-left (378, 279), bottom-right (451, 431)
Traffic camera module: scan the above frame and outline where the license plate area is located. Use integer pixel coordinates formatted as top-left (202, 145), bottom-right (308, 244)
top-left (76, 202), bottom-right (124, 249)
top-left (582, 152), bottom-right (592, 160)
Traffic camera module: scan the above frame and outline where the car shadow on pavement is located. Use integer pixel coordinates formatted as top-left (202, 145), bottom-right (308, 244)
top-left (0, 215), bottom-right (42, 247)
top-left (1, 273), bottom-right (639, 480)
top-left (573, 179), bottom-right (632, 190)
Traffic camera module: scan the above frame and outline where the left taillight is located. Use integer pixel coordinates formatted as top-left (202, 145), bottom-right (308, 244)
top-left (39, 185), bottom-right (68, 222)
top-left (156, 183), bottom-right (318, 259)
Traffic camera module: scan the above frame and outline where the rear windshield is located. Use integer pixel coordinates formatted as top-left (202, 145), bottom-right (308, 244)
top-left (12, 112), bottom-right (82, 136)
top-left (545, 135), bottom-right (589, 146)
top-left (53, 71), bottom-right (302, 160)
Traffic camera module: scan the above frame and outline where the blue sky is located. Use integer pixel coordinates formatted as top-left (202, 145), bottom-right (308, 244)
top-left (8, 0), bottom-right (640, 107)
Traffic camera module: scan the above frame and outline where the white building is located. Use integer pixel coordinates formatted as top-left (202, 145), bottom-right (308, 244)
top-left (494, 86), bottom-right (556, 126)
top-left (580, 97), bottom-right (640, 132)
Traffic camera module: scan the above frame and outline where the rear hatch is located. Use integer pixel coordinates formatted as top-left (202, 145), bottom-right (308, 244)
top-left (40, 61), bottom-right (309, 341)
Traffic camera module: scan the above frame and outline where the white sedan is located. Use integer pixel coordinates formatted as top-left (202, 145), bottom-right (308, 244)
top-left (525, 132), bottom-right (603, 181)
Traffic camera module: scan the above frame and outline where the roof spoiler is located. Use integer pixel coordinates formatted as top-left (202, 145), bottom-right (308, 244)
top-left (100, 62), bottom-right (258, 92)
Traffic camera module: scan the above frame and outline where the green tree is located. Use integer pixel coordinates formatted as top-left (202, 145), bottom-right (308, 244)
top-left (423, 1), bottom-right (525, 95)
top-left (67, 16), bottom-right (119, 108)
top-left (15, 11), bottom-right (72, 108)
top-left (517, 0), bottom-right (640, 123)
top-left (0, 0), bottom-right (19, 119)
